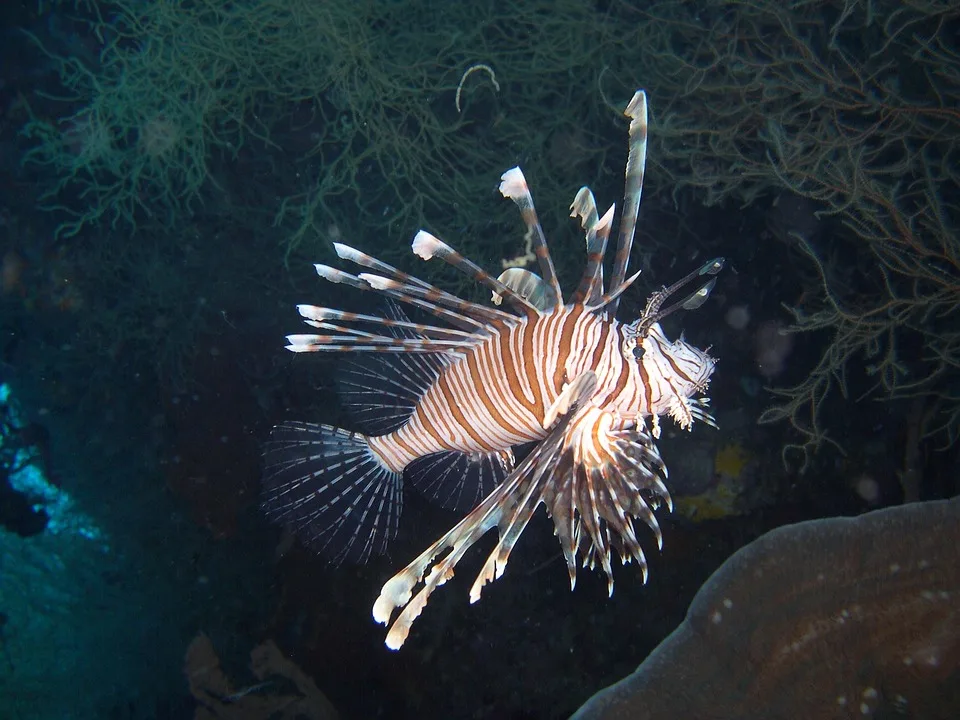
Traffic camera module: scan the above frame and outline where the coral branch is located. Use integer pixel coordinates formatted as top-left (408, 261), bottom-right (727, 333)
top-left (623, 0), bottom-right (960, 467)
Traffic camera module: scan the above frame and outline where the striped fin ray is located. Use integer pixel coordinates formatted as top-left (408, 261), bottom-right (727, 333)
top-left (492, 268), bottom-right (559, 312)
top-left (584, 268), bottom-right (643, 313)
top-left (296, 305), bottom-right (474, 341)
top-left (285, 333), bottom-right (467, 354)
top-left (556, 425), bottom-right (671, 592)
top-left (333, 242), bottom-right (512, 328)
top-left (313, 263), bottom-right (373, 291)
top-left (690, 397), bottom-right (717, 428)
top-left (372, 371), bottom-right (671, 650)
top-left (569, 186), bottom-right (599, 233)
top-left (333, 241), bottom-right (433, 290)
top-left (357, 273), bottom-right (513, 325)
top-left (568, 187), bottom-right (603, 305)
top-left (301, 320), bottom-right (384, 339)
top-left (570, 198), bottom-right (616, 307)
top-left (606, 89), bottom-right (649, 320)
top-left (411, 231), bottom-right (541, 316)
top-left (498, 168), bottom-right (564, 309)
top-left (313, 261), bottom-right (488, 334)
top-left (262, 421), bottom-right (402, 565)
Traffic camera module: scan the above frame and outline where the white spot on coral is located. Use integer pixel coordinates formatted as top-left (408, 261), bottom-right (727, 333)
top-left (889, 563), bottom-right (900, 574)
top-left (722, 597), bottom-right (733, 609)
top-left (837, 696), bottom-right (847, 706)
top-left (711, 610), bottom-right (723, 624)
top-left (863, 688), bottom-right (878, 700)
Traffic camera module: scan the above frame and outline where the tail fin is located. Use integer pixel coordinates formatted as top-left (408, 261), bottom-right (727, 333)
top-left (261, 421), bottom-right (402, 565)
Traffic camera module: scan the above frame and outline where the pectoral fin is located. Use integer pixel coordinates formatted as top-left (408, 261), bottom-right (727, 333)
top-left (542, 370), bottom-right (598, 429)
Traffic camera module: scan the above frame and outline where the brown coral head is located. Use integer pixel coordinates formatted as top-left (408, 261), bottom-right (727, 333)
top-left (573, 497), bottom-right (960, 719)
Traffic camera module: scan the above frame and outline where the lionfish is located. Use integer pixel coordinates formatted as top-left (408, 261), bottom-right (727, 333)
top-left (263, 90), bottom-right (722, 649)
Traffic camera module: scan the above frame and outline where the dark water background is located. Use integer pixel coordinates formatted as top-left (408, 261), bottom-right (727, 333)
top-left (1, 1), bottom-right (957, 718)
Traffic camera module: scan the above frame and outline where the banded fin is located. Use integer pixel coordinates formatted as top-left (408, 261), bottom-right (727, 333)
top-left (314, 261), bottom-right (483, 334)
top-left (332, 241), bottom-right (433, 291)
top-left (498, 167), bottom-right (564, 309)
top-left (331, 242), bottom-right (514, 328)
top-left (405, 448), bottom-right (514, 513)
top-left (689, 397), bottom-right (717, 428)
top-left (492, 268), bottom-right (558, 312)
top-left (262, 421), bottom-right (402, 565)
top-left (337, 303), bottom-right (450, 435)
top-left (568, 186), bottom-right (605, 306)
top-left (298, 305), bottom-right (473, 341)
top-left (358, 273), bottom-right (511, 326)
top-left (585, 268), bottom-right (643, 313)
top-left (288, 280), bottom-right (488, 355)
top-left (606, 89), bottom-right (649, 320)
top-left (570, 198), bottom-right (615, 307)
top-left (285, 333), bottom-right (465, 354)
top-left (412, 231), bottom-right (541, 316)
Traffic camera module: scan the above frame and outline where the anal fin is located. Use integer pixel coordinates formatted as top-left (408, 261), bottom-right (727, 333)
top-left (406, 448), bottom-right (514, 513)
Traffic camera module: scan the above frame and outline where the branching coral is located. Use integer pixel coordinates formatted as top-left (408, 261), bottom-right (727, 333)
top-left (22, 1), bottom-right (229, 237)
top-left (618, 0), bottom-right (960, 470)
top-left (23, 0), bottom-right (641, 265)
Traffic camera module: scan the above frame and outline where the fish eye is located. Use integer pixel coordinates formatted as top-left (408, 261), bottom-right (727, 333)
top-left (633, 346), bottom-right (644, 359)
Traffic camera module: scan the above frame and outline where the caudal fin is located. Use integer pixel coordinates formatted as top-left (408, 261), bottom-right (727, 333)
top-left (261, 421), bottom-right (402, 565)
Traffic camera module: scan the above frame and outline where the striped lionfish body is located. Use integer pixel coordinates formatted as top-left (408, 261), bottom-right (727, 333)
top-left (263, 90), bottom-right (723, 650)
